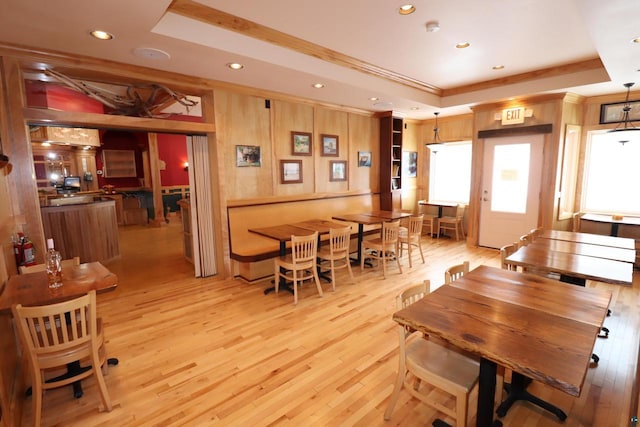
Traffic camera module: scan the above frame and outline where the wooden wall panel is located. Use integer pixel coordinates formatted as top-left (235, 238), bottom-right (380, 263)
top-left (315, 108), bottom-right (348, 193)
top-left (215, 90), bottom-right (273, 199)
top-left (402, 120), bottom-right (420, 212)
top-left (273, 100), bottom-right (314, 195)
top-left (348, 113), bottom-right (379, 193)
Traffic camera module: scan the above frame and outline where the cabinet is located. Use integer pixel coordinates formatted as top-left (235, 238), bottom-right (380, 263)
top-left (380, 112), bottom-right (403, 210)
top-left (102, 149), bottom-right (137, 178)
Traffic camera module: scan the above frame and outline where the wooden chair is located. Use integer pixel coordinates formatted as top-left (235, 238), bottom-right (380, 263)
top-left (444, 261), bottom-right (470, 284)
top-left (384, 280), bottom-right (479, 425)
top-left (438, 204), bottom-right (466, 240)
top-left (529, 227), bottom-right (543, 241)
top-left (422, 214), bottom-right (438, 237)
top-left (317, 226), bottom-right (354, 291)
top-left (12, 290), bottom-right (112, 426)
top-left (399, 214), bottom-right (425, 268)
top-left (518, 233), bottom-right (532, 247)
top-left (500, 243), bottom-right (519, 271)
top-left (274, 231), bottom-right (323, 305)
top-left (19, 256), bottom-right (81, 274)
top-left (361, 220), bottom-right (402, 278)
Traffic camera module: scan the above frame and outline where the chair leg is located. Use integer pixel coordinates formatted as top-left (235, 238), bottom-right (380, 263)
top-left (274, 263), bottom-right (280, 295)
top-left (407, 242), bottom-right (413, 268)
top-left (32, 371), bottom-right (43, 427)
top-left (417, 240), bottom-right (425, 264)
top-left (345, 256), bottom-right (354, 282)
top-left (330, 259), bottom-right (336, 291)
top-left (91, 352), bottom-right (112, 412)
top-left (312, 265), bottom-right (324, 298)
top-left (292, 269), bottom-right (298, 305)
top-left (384, 365), bottom-right (406, 420)
top-left (455, 390), bottom-right (469, 427)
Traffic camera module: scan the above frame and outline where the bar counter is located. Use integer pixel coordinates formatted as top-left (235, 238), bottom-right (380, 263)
top-left (41, 198), bottom-right (120, 263)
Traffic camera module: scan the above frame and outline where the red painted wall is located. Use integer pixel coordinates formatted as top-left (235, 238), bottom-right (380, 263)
top-left (25, 81), bottom-right (104, 113)
top-left (157, 115), bottom-right (202, 186)
top-left (96, 130), bottom-right (148, 189)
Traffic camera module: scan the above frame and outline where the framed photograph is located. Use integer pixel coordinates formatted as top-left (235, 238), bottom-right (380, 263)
top-left (291, 131), bottom-right (312, 155)
top-left (280, 160), bottom-right (303, 184)
top-left (235, 145), bottom-right (261, 167)
top-left (599, 100), bottom-right (640, 124)
top-left (329, 160), bottom-right (347, 182)
top-left (358, 151), bottom-right (372, 167)
top-left (321, 134), bottom-right (339, 156)
top-left (402, 151), bottom-right (417, 177)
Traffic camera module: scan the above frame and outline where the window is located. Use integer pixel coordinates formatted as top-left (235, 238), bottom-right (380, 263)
top-left (582, 130), bottom-right (640, 215)
top-left (428, 141), bottom-right (472, 203)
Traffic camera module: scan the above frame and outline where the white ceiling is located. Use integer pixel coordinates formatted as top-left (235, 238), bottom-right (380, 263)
top-left (0, 0), bottom-right (638, 119)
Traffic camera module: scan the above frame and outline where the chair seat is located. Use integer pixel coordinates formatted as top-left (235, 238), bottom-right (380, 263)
top-left (406, 336), bottom-right (479, 393)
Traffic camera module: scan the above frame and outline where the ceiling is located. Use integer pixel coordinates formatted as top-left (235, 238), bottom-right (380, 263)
top-left (0, 0), bottom-right (639, 119)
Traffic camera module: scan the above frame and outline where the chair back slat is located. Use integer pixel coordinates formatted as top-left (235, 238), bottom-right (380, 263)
top-left (330, 226), bottom-right (351, 254)
top-left (444, 261), bottom-right (470, 284)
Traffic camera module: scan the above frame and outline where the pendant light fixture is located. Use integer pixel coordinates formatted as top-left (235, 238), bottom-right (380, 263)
top-left (425, 112), bottom-right (443, 148)
top-left (608, 82), bottom-right (639, 144)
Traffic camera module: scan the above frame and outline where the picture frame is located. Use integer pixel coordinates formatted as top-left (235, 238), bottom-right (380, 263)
top-left (235, 145), bottom-right (261, 167)
top-left (291, 131), bottom-right (312, 155)
top-left (280, 159), bottom-right (303, 184)
top-left (358, 151), bottom-right (372, 167)
top-left (402, 151), bottom-right (417, 177)
top-left (321, 134), bottom-right (339, 156)
top-left (599, 100), bottom-right (640, 124)
top-left (329, 160), bottom-right (347, 182)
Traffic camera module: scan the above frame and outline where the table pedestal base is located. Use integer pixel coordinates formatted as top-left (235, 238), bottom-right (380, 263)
top-left (496, 372), bottom-right (567, 421)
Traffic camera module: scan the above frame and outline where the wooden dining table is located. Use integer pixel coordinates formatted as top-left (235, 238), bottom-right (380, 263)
top-left (506, 239), bottom-right (634, 286)
top-left (539, 229), bottom-right (635, 250)
top-left (248, 219), bottom-right (345, 294)
top-left (0, 261), bottom-right (119, 399)
top-left (332, 210), bottom-right (412, 265)
top-left (0, 261), bottom-right (118, 314)
top-left (527, 237), bottom-right (636, 263)
top-left (393, 265), bottom-right (611, 427)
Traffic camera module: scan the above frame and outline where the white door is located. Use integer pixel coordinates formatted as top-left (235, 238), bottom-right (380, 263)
top-left (478, 135), bottom-right (544, 248)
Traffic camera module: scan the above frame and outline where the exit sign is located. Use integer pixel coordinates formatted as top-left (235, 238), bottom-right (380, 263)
top-left (502, 107), bottom-right (525, 125)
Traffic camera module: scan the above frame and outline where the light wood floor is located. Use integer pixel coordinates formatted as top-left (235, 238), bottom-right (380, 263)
top-left (21, 218), bottom-right (640, 426)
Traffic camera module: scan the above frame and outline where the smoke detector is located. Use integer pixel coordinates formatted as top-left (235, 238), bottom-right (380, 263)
top-left (426, 21), bottom-right (440, 33)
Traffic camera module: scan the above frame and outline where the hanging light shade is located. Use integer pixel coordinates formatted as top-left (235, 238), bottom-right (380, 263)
top-left (425, 112), bottom-right (443, 148)
top-left (608, 83), bottom-right (640, 142)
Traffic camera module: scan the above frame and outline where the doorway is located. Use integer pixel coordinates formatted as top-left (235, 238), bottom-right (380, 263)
top-left (478, 134), bottom-right (544, 248)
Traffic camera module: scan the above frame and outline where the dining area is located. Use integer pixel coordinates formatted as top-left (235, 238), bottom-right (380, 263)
top-left (0, 219), bottom-right (638, 426)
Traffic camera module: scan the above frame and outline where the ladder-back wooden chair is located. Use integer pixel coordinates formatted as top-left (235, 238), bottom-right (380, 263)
top-left (274, 231), bottom-right (323, 305)
top-left (399, 214), bottom-right (426, 268)
top-left (12, 290), bottom-right (112, 426)
top-left (384, 280), bottom-right (479, 425)
top-left (438, 204), bottom-right (466, 240)
top-left (361, 220), bottom-right (402, 278)
top-left (317, 226), bottom-right (354, 291)
top-left (444, 261), bottom-right (470, 284)
top-left (500, 243), bottom-right (519, 271)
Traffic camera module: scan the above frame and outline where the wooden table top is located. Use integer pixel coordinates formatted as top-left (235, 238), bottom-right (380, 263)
top-left (393, 266), bottom-right (606, 397)
top-left (0, 262), bottom-right (118, 314)
top-left (449, 265), bottom-right (611, 327)
top-left (291, 219), bottom-right (347, 234)
top-left (332, 213), bottom-right (392, 225)
top-left (417, 200), bottom-right (458, 208)
top-left (506, 244), bottom-right (633, 285)
top-left (581, 213), bottom-right (640, 226)
top-left (362, 210), bottom-right (412, 220)
top-left (529, 238), bottom-right (636, 263)
top-left (248, 224), bottom-right (316, 242)
top-left (540, 230), bottom-right (635, 250)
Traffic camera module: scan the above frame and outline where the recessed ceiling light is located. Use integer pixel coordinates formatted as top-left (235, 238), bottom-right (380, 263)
top-left (411, 107), bottom-right (420, 111)
top-left (398, 5), bottom-right (416, 15)
top-left (632, 37), bottom-right (640, 44)
top-left (312, 83), bottom-right (325, 89)
top-left (90, 30), bottom-right (113, 40)
top-left (227, 63), bottom-right (244, 70)
top-left (455, 42), bottom-right (470, 49)
top-left (492, 65), bottom-right (505, 70)
top-left (369, 97), bottom-right (379, 101)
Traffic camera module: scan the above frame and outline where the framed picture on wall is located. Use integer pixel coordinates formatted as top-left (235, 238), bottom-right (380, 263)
top-left (291, 131), bottom-right (312, 155)
top-left (600, 100), bottom-right (640, 124)
top-left (329, 160), bottom-right (347, 182)
top-left (358, 151), bottom-right (372, 167)
top-left (402, 151), bottom-right (417, 177)
top-left (280, 160), bottom-right (303, 184)
top-left (236, 145), bottom-right (261, 167)
top-left (321, 134), bottom-right (339, 156)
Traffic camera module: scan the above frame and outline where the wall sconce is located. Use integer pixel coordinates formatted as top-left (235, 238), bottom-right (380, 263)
top-left (183, 162), bottom-right (189, 171)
